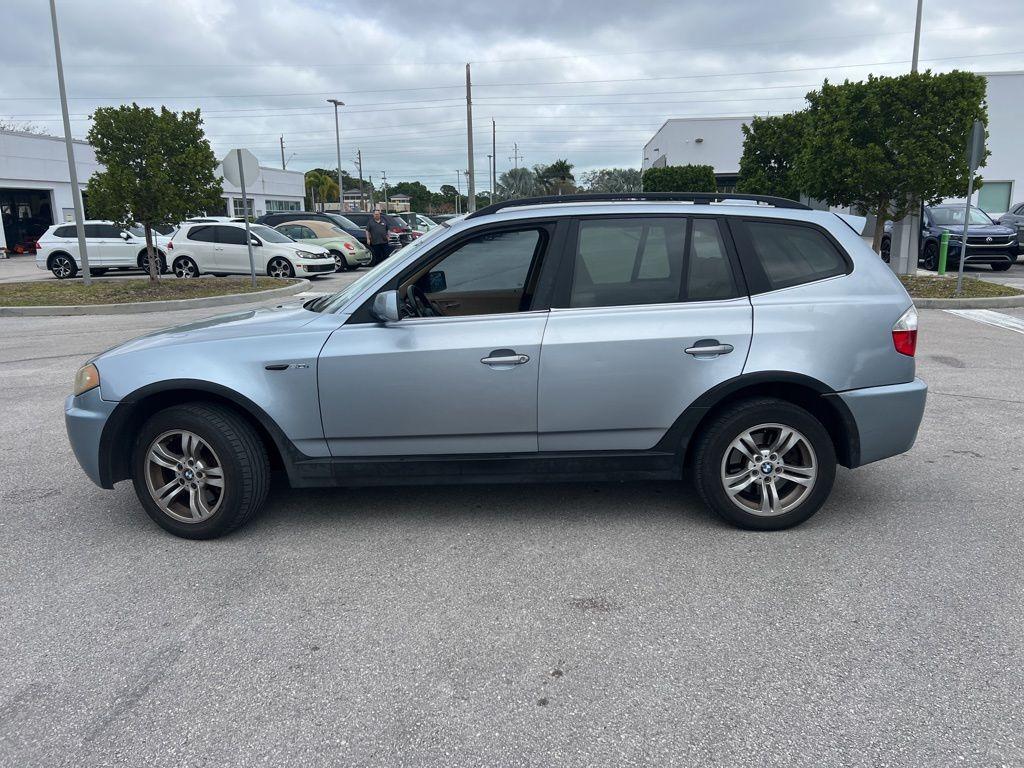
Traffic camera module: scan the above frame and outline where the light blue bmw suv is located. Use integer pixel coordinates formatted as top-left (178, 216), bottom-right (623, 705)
top-left (65, 193), bottom-right (927, 539)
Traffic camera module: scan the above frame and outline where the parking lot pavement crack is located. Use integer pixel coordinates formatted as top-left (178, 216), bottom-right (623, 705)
top-left (929, 390), bottom-right (1024, 404)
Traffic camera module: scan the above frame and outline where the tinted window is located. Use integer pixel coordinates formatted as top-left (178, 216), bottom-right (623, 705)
top-left (745, 221), bottom-right (848, 291)
top-left (346, 213), bottom-right (370, 226)
top-left (404, 228), bottom-right (544, 317)
top-left (568, 217), bottom-right (736, 308)
top-left (54, 225), bottom-right (75, 238)
top-left (187, 225), bottom-right (215, 243)
top-left (83, 224), bottom-right (105, 238)
top-left (215, 226), bottom-right (249, 245)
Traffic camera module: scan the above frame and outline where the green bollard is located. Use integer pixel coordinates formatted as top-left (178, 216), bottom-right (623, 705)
top-left (938, 231), bottom-right (949, 275)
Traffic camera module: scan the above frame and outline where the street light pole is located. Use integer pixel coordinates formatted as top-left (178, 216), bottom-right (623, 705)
top-left (48, 0), bottom-right (90, 285)
top-left (328, 99), bottom-right (344, 213)
top-left (893, 0), bottom-right (925, 276)
top-left (465, 63), bottom-right (476, 212)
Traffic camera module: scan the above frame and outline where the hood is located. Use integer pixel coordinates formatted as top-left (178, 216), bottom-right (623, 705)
top-left (93, 303), bottom-right (318, 361)
top-left (938, 223), bottom-right (1016, 237)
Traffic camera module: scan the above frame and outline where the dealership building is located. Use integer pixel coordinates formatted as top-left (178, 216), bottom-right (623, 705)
top-left (642, 71), bottom-right (1024, 215)
top-left (0, 129), bottom-right (304, 252)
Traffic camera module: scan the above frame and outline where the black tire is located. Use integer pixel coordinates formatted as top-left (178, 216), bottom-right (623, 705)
top-left (267, 256), bottom-right (295, 278)
top-left (922, 241), bottom-right (939, 271)
top-left (132, 403), bottom-right (270, 539)
top-left (880, 236), bottom-right (891, 263)
top-left (172, 255), bottom-right (200, 278)
top-left (991, 260), bottom-right (1013, 271)
top-left (49, 253), bottom-right (78, 279)
top-left (329, 250), bottom-right (347, 272)
top-left (692, 398), bottom-right (837, 531)
top-left (137, 251), bottom-right (167, 274)
top-left (89, 267), bottom-right (109, 276)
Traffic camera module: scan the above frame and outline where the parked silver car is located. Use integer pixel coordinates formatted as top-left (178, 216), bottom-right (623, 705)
top-left (65, 193), bottom-right (926, 539)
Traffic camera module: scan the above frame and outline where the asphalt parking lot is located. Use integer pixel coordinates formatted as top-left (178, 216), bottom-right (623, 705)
top-left (1, 294), bottom-right (1022, 766)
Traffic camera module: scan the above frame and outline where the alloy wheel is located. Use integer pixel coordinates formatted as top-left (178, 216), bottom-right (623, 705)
top-left (268, 258), bottom-right (294, 278)
top-left (52, 256), bottom-right (73, 278)
top-left (720, 423), bottom-right (817, 517)
top-left (144, 430), bottom-right (225, 523)
top-left (174, 258), bottom-right (197, 278)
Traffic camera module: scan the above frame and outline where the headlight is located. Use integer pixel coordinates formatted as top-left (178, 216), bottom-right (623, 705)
top-left (74, 363), bottom-right (100, 396)
top-left (296, 250), bottom-right (320, 259)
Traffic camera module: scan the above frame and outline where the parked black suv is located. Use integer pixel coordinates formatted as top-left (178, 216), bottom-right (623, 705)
top-left (255, 211), bottom-right (367, 245)
top-left (882, 204), bottom-right (1018, 271)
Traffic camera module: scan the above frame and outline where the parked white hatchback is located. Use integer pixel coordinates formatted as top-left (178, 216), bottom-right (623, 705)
top-left (166, 222), bottom-right (335, 279)
top-left (35, 221), bottom-right (171, 279)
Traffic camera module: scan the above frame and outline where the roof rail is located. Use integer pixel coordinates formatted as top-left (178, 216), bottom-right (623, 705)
top-left (465, 192), bottom-right (811, 219)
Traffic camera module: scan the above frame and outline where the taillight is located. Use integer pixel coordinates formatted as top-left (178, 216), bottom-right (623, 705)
top-left (167, 241), bottom-right (174, 250)
top-left (343, 242), bottom-right (354, 250)
top-left (892, 306), bottom-right (918, 357)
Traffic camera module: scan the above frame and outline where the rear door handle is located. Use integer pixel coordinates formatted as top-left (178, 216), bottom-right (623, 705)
top-left (481, 348), bottom-right (530, 366)
top-left (685, 341), bottom-right (734, 357)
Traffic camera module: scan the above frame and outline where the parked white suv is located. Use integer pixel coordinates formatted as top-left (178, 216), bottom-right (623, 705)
top-left (35, 221), bottom-right (171, 279)
top-left (166, 222), bottom-right (334, 278)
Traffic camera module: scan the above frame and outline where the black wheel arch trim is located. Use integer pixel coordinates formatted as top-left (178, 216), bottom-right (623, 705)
top-left (656, 370), bottom-right (862, 468)
top-left (97, 379), bottom-right (308, 488)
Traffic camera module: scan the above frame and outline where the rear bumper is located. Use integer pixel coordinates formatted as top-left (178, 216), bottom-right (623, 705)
top-left (838, 378), bottom-right (927, 467)
top-left (65, 388), bottom-right (117, 488)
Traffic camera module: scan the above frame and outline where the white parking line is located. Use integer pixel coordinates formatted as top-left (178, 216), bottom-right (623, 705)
top-left (945, 309), bottom-right (1024, 335)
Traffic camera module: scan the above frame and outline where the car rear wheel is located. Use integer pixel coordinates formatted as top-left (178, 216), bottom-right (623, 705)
top-left (132, 403), bottom-right (269, 539)
top-left (267, 257), bottom-right (294, 278)
top-left (137, 252), bottom-right (168, 274)
top-left (49, 254), bottom-right (78, 279)
top-left (692, 398), bottom-right (836, 530)
top-left (880, 236), bottom-right (891, 263)
top-left (922, 242), bottom-right (939, 271)
top-left (172, 256), bottom-right (199, 278)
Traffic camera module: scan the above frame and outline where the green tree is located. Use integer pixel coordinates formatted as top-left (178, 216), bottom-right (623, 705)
top-left (641, 164), bottom-right (717, 193)
top-left (86, 104), bottom-right (221, 281)
top-left (390, 181), bottom-right (433, 212)
top-left (496, 167), bottom-right (540, 199)
top-left (534, 159), bottom-right (576, 194)
top-left (795, 70), bottom-right (988, 249)
top-left (304, 170), bottom-right (337, 211)
top-left (736, 112), bottom-right (808, 201)
top-left (580, 167), bottom-right (642, 193)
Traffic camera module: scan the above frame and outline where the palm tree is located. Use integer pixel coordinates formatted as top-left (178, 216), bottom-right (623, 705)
top-left (304, 171), bottom-right (338, 211)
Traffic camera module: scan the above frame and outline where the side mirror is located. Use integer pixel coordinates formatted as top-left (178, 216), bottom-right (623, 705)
top-left (371, 290), bottom-right (400, 323)
top-left (120, 231), bottom-right (132, 240)
top-left (250, 238), bottom-right (261, 247)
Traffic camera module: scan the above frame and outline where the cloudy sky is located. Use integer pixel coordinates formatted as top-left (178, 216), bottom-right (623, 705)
top-left (2, 0), bottom-right (1022, 192)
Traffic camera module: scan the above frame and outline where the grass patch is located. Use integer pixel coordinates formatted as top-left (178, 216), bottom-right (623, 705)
top-left (0, 277), bottom-right (301, 307)
top-left (899, 275), bottom-right (1023, 299)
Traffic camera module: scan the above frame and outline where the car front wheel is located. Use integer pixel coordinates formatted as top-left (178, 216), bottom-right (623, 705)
top-left (267, 257), bottom-right (295, 278)
top-left (692, 398), bottom-right (836, 530)
top-left (922, 242), bottom-right (940, 271)
top-left (132, 403), bottom-right (270, 539)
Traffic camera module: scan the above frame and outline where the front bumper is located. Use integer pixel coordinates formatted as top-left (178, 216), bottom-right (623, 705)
top-left (945, 242), bottom-right (1018, 265)
top-left (65, 388), bottom-right (117, 487)
top-left (294, 260), bottom-right (335, 275)
top-left (838, 378), bottom-right (927, 467)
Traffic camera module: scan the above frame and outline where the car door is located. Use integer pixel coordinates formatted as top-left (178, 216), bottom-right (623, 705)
top-left (538, 215), bottom-right (752, 452)
top-left (317, 221), bottom-right (562, 456)
top-left (109, 225), bottom-right (139, 267)
top-left (83, 224), bottom-right (117, 267)
top-left (213, 225), bottom-right (253, 273)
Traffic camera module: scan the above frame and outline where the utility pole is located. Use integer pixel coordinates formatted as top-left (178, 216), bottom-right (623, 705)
top-left (279, 135), bottom-right (285, 170)
top-left (356, 149), bottom-right (365, 210)
top-left (48, 0), bottom-right (90, 285)
top-left (509, 142), bottom-right (522, 170)
top-left (893, 0), bottom-right (925, 276)
top-left (491, 118), bottom-right (497, 201)
top-left (486, 154), bottom-right (493, 204)
top-left (465, 63), bottom-right (476, 212)
top-left (381, 171), bottom-right (388, 210)
top-left (368, 174), bottom-right (375, 208)
top-left (328, 99), bottom-right (344, 213)
top-left (455, 170), bottom-right (462, 215)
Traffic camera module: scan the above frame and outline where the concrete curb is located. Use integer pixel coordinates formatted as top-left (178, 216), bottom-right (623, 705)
top-left (914, 293), bottom-right (1024, 309)
top-left (0, 279), bottom-right (310, 317)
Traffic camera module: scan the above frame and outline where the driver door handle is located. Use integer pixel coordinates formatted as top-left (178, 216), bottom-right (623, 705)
top-left (481, 349), bottom-right (530, 366)
top-left (684, 341), bottom-right (734, 357)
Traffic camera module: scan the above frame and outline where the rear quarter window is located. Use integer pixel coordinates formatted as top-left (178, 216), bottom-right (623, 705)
top-left (742, 220), bottom-right (850, 291)
top-left (53, 225), bottom-right (75, 238)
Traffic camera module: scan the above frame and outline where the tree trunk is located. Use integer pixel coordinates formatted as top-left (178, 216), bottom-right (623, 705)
top-left (144, 223), bottom-right (159, 282)
top-left (871, 204), bottom-right (888, 253)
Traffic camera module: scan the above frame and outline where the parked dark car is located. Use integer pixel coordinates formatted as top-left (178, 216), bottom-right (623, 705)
top-left (881, 204), bottom-right (1018, 271)
top-left (995, 202), bottom-right (1024, 256)
top-left (256, 211), bottom-right (367, 245)
top-left (343, 211), bottom-right (415, 247)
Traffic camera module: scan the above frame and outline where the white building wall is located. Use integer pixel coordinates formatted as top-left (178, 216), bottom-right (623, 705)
top-left (216, 164), bottom-right (306, 217)
top-left (642, 117), bottom-right (751, 172)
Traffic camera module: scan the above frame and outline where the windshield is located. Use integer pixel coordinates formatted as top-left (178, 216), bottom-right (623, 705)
top-left (251, 224), bottom-right (293, 243)
top-left (930, 206), bottom-right (993, 226)
top-left (305, 223), bottom-right (451, 314)
top-left (324, 213), bottom-right (359, 230)
top-left (128, 225), bottom-right (145, 237)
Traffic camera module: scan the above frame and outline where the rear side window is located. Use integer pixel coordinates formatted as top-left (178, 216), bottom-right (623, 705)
top-left (83, 224), bottom-right (104, 238)
top-left (187, 226), bottom-right (215, 242)
top-left (54, 225), bottom-right (75, 238)
top-left (567, 217), bottom-right (737, 308)
top-left (744, 220), bottom-right (848, 290)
